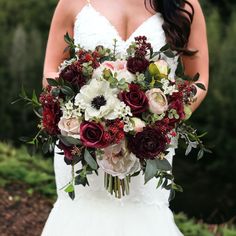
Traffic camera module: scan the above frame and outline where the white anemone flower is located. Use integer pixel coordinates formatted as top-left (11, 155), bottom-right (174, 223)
top-left (74, 79), bottom-right (120, 121)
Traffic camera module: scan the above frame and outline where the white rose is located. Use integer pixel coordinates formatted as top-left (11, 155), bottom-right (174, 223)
top-left (58, 117), bottom-right (81, 139)
top-left (97, 140), bottom-right (141, 179)
top-left (146, 88), bottom-right (168, 114)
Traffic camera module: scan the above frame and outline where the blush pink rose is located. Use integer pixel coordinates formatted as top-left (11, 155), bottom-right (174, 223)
top-left (146, 88), bottom-right (168, 115)
top-left (58, 117), bottom-right (81, 138)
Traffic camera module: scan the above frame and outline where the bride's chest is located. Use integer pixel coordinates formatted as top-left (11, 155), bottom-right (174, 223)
top-left (73, 4), bottom-right (166, 56)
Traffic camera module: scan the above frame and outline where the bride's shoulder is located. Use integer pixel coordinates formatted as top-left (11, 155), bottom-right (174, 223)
top-left (54, 0), bottom-right (86, 21)
top-left (184, 0), bottom-right (203, 15)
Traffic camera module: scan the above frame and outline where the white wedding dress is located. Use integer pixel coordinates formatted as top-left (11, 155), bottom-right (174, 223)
top-left (41, 2), bottom-right (183, 236)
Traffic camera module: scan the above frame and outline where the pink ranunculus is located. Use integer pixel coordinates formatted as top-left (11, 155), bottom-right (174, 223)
top-left (58, 117), bottom-right (81, 138)
top-left (146, 88), bottom-right (168, 115)
top-left (92, 60), bottom-right (135, 83)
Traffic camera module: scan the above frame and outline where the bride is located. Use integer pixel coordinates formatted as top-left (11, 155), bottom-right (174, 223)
top-left (41, 0), bottom-right (208, 235)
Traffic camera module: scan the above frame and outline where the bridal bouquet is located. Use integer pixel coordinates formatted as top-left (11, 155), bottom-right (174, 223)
top-left (19, 34), bottom-right (210, 200)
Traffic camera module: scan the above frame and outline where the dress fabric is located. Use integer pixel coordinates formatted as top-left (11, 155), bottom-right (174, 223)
top-left (41, 3), bottom-right (183, 236)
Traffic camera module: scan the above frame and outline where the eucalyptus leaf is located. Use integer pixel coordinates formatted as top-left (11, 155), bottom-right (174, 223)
top-left (68, 191), bottom-right (75, 200)
top-left (197, 149), bottom-right (204, 160)
top-left (47, 78), bottom-right (59, 86)
top-left (42, 141), bottom-right (49, 154)
top-left (192, 72), bottom-right (200, 82)
top-left (163, 49), bottom-right (176, 58)
top-left (144, 159), bottom-right (158, 184)
top-left (195, 83), bottom-right (206, 91)
top-left (58, 135), bottom-right (81, 146)
top-left (84, 149), bottom-right (98, 170)
top-left (64, 183), bottom-right (74, 193)
top-left (60, 86), bottom-right (74, 96)
top-left (75, 175), bottom-right (89, 186)
top-left (155, 159), bottom-right (172, 171)
top-left (169, 189), bottom-right (176, 201)
top-left (160, 44), bottom-right (170, 52)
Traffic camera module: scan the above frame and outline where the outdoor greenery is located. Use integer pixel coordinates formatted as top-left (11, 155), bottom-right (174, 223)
top-left (0, 0), bottom-right (235, 226)
top-left (0, 141), bottom-right (235, 236)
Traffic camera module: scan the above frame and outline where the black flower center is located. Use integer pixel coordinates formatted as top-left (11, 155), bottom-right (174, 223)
top-left (91, 95), bottom-right (107, 110)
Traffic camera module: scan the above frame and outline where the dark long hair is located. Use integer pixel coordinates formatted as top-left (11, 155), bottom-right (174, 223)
top-left (145, 0), bottom-right (196, 55)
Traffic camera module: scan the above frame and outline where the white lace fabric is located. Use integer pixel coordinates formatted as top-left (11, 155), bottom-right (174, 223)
top-left (41, 3), bottom-right (183, 235)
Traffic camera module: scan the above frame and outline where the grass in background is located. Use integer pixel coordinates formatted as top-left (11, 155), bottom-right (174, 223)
top-left (0, 142), bottom-right (235, 236)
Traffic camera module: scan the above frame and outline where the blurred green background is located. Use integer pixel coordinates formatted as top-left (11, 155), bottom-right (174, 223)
top-left (0, 0), bottom-right (235, 233)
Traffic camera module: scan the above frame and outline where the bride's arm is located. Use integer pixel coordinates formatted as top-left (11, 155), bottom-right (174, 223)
top-left (182, 0), bottom-right (209, 112)
top-left (42, 0), bottom-right (78, 88)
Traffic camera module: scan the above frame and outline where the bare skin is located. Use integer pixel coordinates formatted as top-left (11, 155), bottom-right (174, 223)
top-left (43, 0), bottom-right (209, 112)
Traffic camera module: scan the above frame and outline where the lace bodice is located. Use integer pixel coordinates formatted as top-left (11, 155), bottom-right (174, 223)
top-left (54, 2), bottom-right (178, 207)
top-left (74, 3), bottom-right (166, 56)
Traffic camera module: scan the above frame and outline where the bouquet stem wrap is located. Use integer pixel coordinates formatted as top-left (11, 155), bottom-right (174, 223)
top-left (104, 172), bottom-right (131, 198)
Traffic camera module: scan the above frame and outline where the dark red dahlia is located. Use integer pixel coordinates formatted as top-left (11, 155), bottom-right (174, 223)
top-left (128, 127), bottom-right (168, 160)
top-left (119, 83), bottom-right (148, 115)
top-left (127, 56), bottom-right (149, 74)
top-left (59, 63), bottom-right (86, 91)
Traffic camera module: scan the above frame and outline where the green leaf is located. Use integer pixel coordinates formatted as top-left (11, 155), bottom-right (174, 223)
top-left (145, 159), bottom-right (158, 183)
top-left (64, 183), bottom-right (74, 193)
top-left (155, 159), bottom-right (172, 171)
top-left (163, 49), bottom-right (176, 58)
top-left (156, 176), bottom-right (163, 189)
top-left (84, 149), bottom-right (98, 170)
top-left (192, 72), bottom-right (200, 82)
top-left (160, 44), bottom-right (170, 52)
top-left (68, 191), bottom-right (75, 200)
top-left (19, 136), bottom-right (33, 143)
top-left (169, 189), bottom-right (176, 201)
top-left (195, 83), bottom-right (206, 91)
top-left (47, 78), bottom-right (59, 86)
top-left (172, 183), bottom-right (183, 192)
top-left (51, 88), bottom-right (61, 97)
top-left (58, 135), bottom-right (81, 146)
top-left (75, 175), bottom-right (89, 186)
top-left (175, 58), bottom-right (184, 76)
top-left (197, 149), bottom-right (204, 160)
top-left (60, 86), bottom-right (74, 96)
top-left (42, 141), bottom-right (50, 154)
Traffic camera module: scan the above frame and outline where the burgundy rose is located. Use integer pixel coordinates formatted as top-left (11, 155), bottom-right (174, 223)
top-left (119, 83), bottom-right (148, 115)
top-left (80, 121), bottom-right (108, 148)
top-left (127, 56), bottom-right (149, 74)
top-left (128, 127), bottom-right (168, 159)
top-left (58, 141), bottom-right (74, 165)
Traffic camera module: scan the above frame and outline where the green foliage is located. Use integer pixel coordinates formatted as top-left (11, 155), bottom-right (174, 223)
top-left (175, 213), bottom-right (236, 236)
top-left (0, 142), bottom-right (56, 198)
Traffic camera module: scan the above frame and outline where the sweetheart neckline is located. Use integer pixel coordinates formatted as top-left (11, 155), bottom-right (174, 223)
top-left (75, 3), bottom-right (162, 43)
